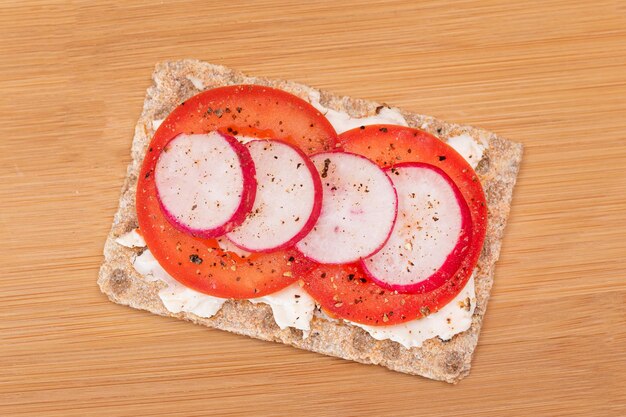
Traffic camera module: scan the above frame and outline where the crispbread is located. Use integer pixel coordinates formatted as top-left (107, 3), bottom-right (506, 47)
top-left (98, 59), bottom-right (523, 383)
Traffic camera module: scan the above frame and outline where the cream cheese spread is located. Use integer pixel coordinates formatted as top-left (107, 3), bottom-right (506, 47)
top-left (308, 91), bottom-right (408, 134)
top-left (186, 74), bottom-right (205, 90)
top-left (350, 275), bottom-right (476, 349)
top-left (447, 133), bottom-right (486, 169)
top-left (118, 232), bottom-right (476, 346)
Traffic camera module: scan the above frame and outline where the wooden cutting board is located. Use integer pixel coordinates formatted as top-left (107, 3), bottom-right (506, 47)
top-left (1, 1), bottom-right (624, 416)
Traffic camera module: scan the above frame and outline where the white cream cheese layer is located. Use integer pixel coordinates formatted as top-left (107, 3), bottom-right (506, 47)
top-left (250, 284), bottom-right (315, 336)
top-left (152, 119), bottom-right (164, 131)
top-left (132, 248), bottom-right (227, 318)
top-left (118, 230), bottom-right (475, 347)
top-left (447, 133), bottom-right (486, 169)
top-left (118, 233), bottom-right (313, 334)
top-left (350, 275), bottom-right (476, 349)
top-left (186, 74), bottom-right (205, 90)
top-left (308, 91), bottom-right (408, 134)
top-left (115, 229), bottom-right (146, 248)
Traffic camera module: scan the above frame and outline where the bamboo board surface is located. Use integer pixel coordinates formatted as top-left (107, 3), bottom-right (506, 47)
top-left (1, 1), bottom-right (625, 416)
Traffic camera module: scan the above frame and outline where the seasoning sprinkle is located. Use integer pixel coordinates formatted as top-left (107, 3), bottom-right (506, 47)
top-left (189, 254), bottom-right (203, 264)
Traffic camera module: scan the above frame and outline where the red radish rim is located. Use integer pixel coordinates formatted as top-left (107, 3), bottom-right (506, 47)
top-left (360, 162), bottom-right (473, 294)
top-left (155, 132), bottom-right (257, 238)
top-left (226, 138), bottom-right (323, 253)
top-left (296, 150), bottom-right (398, 264)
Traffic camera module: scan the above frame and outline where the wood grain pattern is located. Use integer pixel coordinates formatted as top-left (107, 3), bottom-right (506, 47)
top-left (1, 1), bottom-right (625, 415)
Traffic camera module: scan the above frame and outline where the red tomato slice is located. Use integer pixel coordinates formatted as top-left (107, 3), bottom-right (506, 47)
top-left (137, 85), bottom-right (338, 299)
top-left (298, 125), bottom-right (487, 325)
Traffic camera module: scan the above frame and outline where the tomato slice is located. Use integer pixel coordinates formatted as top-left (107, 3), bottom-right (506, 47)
top-left (137, 85), bottom-right (338, 299)
top-left (298, 125), bottom-right (487, 325)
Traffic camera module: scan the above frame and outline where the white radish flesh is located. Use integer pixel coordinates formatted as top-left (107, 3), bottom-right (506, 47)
top-left (226, 140), bottom-right (323, 252)
top-left (362, 163), bottom-right (472, 293)
top-left (155, 132), bottom-right (256, 237)
top-left (296, 152), bottom-right (397, 264)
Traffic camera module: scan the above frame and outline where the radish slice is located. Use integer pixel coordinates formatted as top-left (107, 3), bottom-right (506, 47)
top-left (154, 132), bottom-right (256, 238)
top-left (226, 139), bottom-right (323, 252)
top-left (362, 163), bottom-right (472, 294)
top-left (296, 151), bottom-right (397, 264)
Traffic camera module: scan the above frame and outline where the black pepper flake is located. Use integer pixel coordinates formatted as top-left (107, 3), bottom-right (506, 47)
top-left (359, 125), bottom-right (365, 130)
top-left (437, 127), bottom-right (443, 134)
top-left (359, 277), bottom-right (367, 283)
top-left (438, 155), bottom-right (447, 161)
top-left (288, 256), bottom-right (295, 262)
top-left (144, 171), bottom-right (151, 179)
top-left (189, 254), bottom-right (203, 264)
top-left (348, 274), bottom-right (355, 281)
top-left (321, 272), bottom-right (327, 278)
top-left (320, 158), bottom-right (331, 178)
top-left (433, 216), bottom-right (439, 221)
top-left (236, 107), bottom-right (242, 113)
top-left (379, 127), bottom-right (388, 133)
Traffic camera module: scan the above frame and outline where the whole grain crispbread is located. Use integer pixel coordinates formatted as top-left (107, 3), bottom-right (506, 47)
top-left (98, 59), bottom-right (523, 383)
